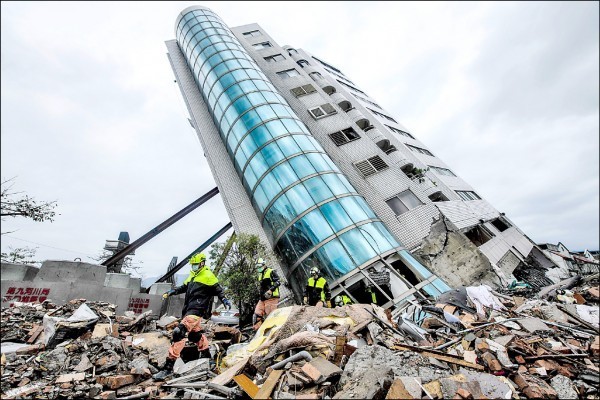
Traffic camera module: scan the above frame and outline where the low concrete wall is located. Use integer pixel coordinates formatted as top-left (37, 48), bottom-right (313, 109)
top-left (104, 273), bottom-right (131, 289)
top-left (34, 260), bottom-right (107, 285)
top-left (128, 277), bottom-right (142, 292)
top-left (1, 263), bottom-right (39, 281)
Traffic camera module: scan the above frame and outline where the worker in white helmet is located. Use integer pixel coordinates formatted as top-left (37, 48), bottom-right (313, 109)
top-left (253, 257), bottom-right (280, 330)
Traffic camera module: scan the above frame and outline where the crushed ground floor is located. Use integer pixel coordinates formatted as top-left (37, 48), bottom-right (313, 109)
top-left (1, 272), bottom-right (598, 399)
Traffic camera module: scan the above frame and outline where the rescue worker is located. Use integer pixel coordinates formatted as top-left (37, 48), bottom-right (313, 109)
top-left (303, 267), bottom-right (331, 307)
top-left (153, 252), bottom-right (231, 380)
top-left (253, 258), bottom-right (280, 330)
top-left (333, 294), bottom-right (353, 307)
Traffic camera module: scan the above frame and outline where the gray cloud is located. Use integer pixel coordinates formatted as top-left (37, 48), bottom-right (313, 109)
top-left (1, 2), bottom-right (597, 280)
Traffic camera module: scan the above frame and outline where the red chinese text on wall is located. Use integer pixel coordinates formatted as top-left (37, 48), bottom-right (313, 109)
top-left (127, 297), bottom-right (150, 314)
top-left (3, 287), bottom-right (50, 306)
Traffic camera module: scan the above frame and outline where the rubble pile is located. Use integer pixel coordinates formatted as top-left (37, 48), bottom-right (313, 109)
top-left (1, 274), bottom-right (599, 399)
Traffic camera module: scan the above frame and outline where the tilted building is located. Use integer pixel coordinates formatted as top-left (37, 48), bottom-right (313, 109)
top-left (166, 6), bottom-right (550, 310)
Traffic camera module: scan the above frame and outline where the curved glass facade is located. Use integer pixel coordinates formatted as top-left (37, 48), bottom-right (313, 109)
top-left (174, 7), bottom-right (435, 289)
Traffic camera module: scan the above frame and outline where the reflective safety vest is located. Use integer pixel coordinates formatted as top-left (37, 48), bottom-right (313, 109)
top-left (340, 295), bottom-right (353, 305)
top-left (184, 267), bottom-right (219, 286)
top-left (367, 287), bottom-right (377, 304)
top-left (307, 276), bottom-right (328, 302)
top-left (258, 268), bottom-right (279, 298)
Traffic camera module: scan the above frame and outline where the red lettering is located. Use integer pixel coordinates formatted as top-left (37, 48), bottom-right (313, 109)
top-left (16, 288), bottom-right (25, 295)
top-left (25, 288), bottom-right (33, 295)
top-left (30, 296), bottom-right (38, 302)
top-left (39, 296), bottom-right (47, 302)
top-left (22, 296), bottom-right (30, 302)
top-left (7, 287), bottom-right (16, 295)
top-left (41, 289), bottom-right (50, 296)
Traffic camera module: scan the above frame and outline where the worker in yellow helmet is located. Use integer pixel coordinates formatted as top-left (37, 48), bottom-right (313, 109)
top-left (303, 267), bottom-right (331, 307)
top-left (252, 257), bottom-right (281, 330)
top-left (154, 253), bottom-right (231, 380)
top-left (333, 294), bottom-right (354, 307)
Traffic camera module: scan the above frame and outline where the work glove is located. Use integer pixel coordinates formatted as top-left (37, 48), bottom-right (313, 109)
top-left (162, 289), bottom-right (176, 299)
top-left (302, 296), bottom-right (308, 305)
top-left (326, 301), bottom-right (332, 308)
top-left (222, 298), bottom-right (232, 310)
top-left (172, 323), bottom-right (187, 342)
top-left (263, 290), bottom-right (273, 299)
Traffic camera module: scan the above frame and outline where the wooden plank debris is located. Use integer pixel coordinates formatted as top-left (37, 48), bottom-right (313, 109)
top-left (233, 374), bottom-right (259, 399)
top-left (254, 369), bottom-right (283, 400)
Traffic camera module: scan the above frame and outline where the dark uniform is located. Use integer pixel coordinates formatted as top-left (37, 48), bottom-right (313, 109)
top-left (304, 274), bottom-right (331, 306)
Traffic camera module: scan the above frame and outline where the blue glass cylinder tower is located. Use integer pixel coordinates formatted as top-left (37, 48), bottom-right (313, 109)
top-left (174, 6), bottom-right (449, 298)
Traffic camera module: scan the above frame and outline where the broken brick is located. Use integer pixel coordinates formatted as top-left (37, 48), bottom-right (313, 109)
top-left (97, 375), bottom-right (135, 390)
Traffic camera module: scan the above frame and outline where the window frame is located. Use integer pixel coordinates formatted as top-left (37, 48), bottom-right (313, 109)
top-left (385, 189), bottom-right (423, 216)
top-left (252, 41), bottom-right (273, 50)
top-left (264, 54), bottom-right (285, 63)
top-left (329, 127), bottom-right (361, 146)
top-left (276, 68), bottom-right (300, 79)
top-left (308, 103), bottom-right (337, 120)
top-left (455, 190), bottom-right (481, 201)
top-left (242, 30), bottom-right (261, 37)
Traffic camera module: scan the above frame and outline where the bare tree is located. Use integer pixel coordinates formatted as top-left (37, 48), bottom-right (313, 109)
top-left (89, 250), bottom-right (144, 276)
top-left (1, 177), bottom-right (58, 264)
top-left (1, 177), bottom-right (58, 231)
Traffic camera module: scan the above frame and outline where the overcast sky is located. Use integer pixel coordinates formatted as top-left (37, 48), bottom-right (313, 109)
top-left (1, 1), bottom-right (598, 279)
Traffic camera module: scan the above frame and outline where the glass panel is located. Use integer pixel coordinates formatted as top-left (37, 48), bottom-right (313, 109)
top-left (316, 239), bottom-right (356, 277)
top-left (260, 142), bottom-right (284, 167)
top-left (275, 135), bottom-right (301, 156)
top-left (243, 164), bottom-right (258, 189)
top-left (248, 152), bottom-right (269, 177)
top-left (289, 155), bottom-right (317, 178)
top-left (398, 250), bottom-right (433, 279)
top-left (339, 228), bottom-right (377, 266)
top-left (386, 197), bottom-right (408, 215)
top-left (282, 223), bottom-right (314, 260)
top-left (270, 162), bottom-right (299, 189)
top-left (306, 153), bottom-right (331, 172)
top-left (298, 209), bottom-right (333, 243)
top-left (253, 185), bottom-right (269, 211)
top-left (258, 173), bottom-right (283, 202)
top-left (422, 283), bottom-right (442, 297)
top-left (321, 174), bottom-right (348, 196)
top-left (275, 235), bottom-right (298, 266)
top-left (432, 278), bottom-right (451, 294)
top-left (265, 194), bottom-right (296, 236)
top-left (248, 124), bottom-right (272, 148)
top-left (398, 190), bottom-right (423, 209)
top-left (265, 120), bottom-right (289, 137)
top-left (355, 196), bottom-right (377, 219)
top-left (319, 200), bottom-right (353, 232)
top-left (285, 184), bottom-right (314, 215)
top-left (293, 135), bottom-right (316, 151)
top-left (339, 196), bottom-right (370, 224)
top-left (303, 176), bottom-right (334, 204)
top-left (357, 222), bottom-right (394, 254)
top-left (372, 222), bottom-right (399, 248)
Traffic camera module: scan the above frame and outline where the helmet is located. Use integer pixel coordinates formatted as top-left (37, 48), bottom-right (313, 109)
top-left (190, 253), bottom-right (206, 272)
top-left (334, 295), bottom-right (343, 306)
top-left (309, 267), bottom-right (319, 276)
top-left (256, 258), bottom-right (266, 272)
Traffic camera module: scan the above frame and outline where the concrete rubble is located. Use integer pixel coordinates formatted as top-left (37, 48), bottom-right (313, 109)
top-left (1, 273), bottom-right (599, 399)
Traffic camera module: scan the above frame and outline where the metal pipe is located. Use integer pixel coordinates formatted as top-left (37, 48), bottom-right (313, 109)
top-left (102, 187), bottom-right (220, 269)
top-left (270, 350), bottom-right (313, 370)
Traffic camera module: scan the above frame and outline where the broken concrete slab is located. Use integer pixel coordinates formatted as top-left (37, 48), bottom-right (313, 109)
top-left (550, 375), bottom-right (578, 400)
top-left (300, 356), bottom-right (342, 384)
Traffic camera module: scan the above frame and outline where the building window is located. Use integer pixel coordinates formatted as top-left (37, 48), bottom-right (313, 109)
top-left (309, 72), bottom-right (323, 81)
top-left (329, 127), bottom-right (360, 146)
top-left (428, 191), bottom-right (449, 202)
top-left (264, 54), bottom-right (285, 63)
top-left (312, 56), bottom-right (342, 73)
top-left (464, 225), bottom-right (495, 246)
top-left (243, 30), bottom-right (261, 37)
top-left (386, 190), bottom-right (423, 215)
top-left (253, 42), bottom-right (272, 50)
top-left (455, 190), bottom-right (481, 201)
top-left (429, 166), bottom-right (456, 177)
top-left (491, 217), bottom-right (511, 232)
top-left (290, 84), bottom-right (317, 97)
top-left (288, 48), bottom-right (299, 55)
top-left (297, 60), bottom-right (310, 68)
top-left (308, 103), bottom-right (337, 119)
top-left (276, 68), bottom-right (300, 79)
top-left (354, 155), bottom-right (388, 177)
top-left (385, 125), bottom-right (414, 139)
top-left (406, 144), bottom-right (434, 156)
top-left (367, 108), bottom-right (397, 123)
